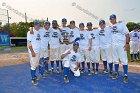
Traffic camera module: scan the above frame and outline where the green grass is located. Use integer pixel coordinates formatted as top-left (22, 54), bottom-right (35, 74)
top-left (0, 46), bottom-right (27, 51)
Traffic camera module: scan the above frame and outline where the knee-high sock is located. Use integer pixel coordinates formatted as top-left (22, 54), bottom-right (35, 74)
top-left (51, 61), bottom-right (54, 69)
top-left (44, 58), bottom-right (48, 71)
top-left (31, 70), bottom-right (36, 79)
top-left (64, 67), bottom-right (69, 76)
top-left (39, 58), bottom-right (44, 75)
top-left (109, 63), bottom-right (113, 72)
top-left (60, 60), bottom-right (63, 70)
top-left (134, 54), bottom-right (137, 60)
top-left (96, 63), bottom-right (99, 71)
top-left (114, 64), bottom-right (119, 73)
top-left (87, 63), bottom-right (90, 70)
top-left (103, 61), bottom-right (107, 69)
top-left (123, 65), bottom-right (128, 76)
top-left (92, 63), bottom-right (95, 70)
top-left (56, 60), bottom-right (59, 68)
top-left (130, 54), bottom-right (133, 60)
top-left (81, 62), bottom-right (85, 69)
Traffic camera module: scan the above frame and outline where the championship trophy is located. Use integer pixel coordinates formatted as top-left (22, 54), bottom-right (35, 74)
top-left (61, 30), bottom-right (69, 44)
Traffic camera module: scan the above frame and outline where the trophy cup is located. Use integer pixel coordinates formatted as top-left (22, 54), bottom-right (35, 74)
top-left (61, 30), bottom-right (69, 44)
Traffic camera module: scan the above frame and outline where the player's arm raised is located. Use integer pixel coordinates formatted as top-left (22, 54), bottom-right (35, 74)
top-left (61, 50), bottom-right (71, 59)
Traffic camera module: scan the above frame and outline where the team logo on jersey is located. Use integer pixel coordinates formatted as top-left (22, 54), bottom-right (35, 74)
top-left (99, 30), bottom-right (105, 36)
top-left (112, 26), bottom-right (118, 34)
top-left (91, 33), bottom-right (95, 39)
top-left (52, 32), bottom-right (58, 38)
top-left (70, 31), bottom-right (74, 37)
top-left (133, 33), bottom-right (138, 37)
top-left (80, 34), bottom-right (85, 40)
top-left (36, 34), bottom-right (41, 40)
top-left (44, 32), bottom-right (50, 37)
top-left (70, 55), bottom-right (77, 62)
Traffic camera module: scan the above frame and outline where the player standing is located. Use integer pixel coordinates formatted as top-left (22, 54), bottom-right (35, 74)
top-left (98, 20), bottom-right (113, 75)
top-left (27, 21), bottom-right (41, 85)
top-left (61, 42), bottom-right (81, 83)
top-left (78, 23), bottom-right (92, 74)
top-left (109, 14), bottom-right (129, 83)
top-left (87, 22), bottom-right (100, 74)
top-left (129, 26), bottom-right (139, 61)
top-left (60, 18), bottom-right (71, 71)
top-left (49, 20), bottom-right (61, 73)
top-left (38, 21), bottom-right (51, 77)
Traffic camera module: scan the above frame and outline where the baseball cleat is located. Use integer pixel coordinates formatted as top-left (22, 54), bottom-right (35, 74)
top-left (102, 69), bottom-right (109, 74)
top-left (32, 78), bottom-right (38, 86)
top-left (88, 70), bottom-right (92, 75)
top-left (95, 70), bottom-right (98, 74)
top-left (56, 69), bottom-right (60, 74)
top-left (49, 68), bottom-right (54, 73)
top-left (123, 75), bottom-right (128, 83)
top-left (42, 74), bottom-right (47, 78)
top-left (64, 76), bottom-right (69, 83)
top-left (112, 72), bottom-right (119, 79)
top-left (34, 76), bottom-right (39, 81)
top-left (91, 69), bottom-right (95, 74)
top-left (109, 71), bottom-right (113, 77)
top-left (80, 69), bottom-right (85, 73)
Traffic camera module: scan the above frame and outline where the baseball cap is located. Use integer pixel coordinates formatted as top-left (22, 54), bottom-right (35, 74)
top-left (87, 22), bottom-right (92, 26)
top-left (34, 21), bottom-right (41, 25)
top-left (79, 23), bottom-right (84, 26)
top-left (133, 26), bottom-right (139, 29)
top-left (44, 21), bottom-right (50, 25)
top-left (70, 20), bottom-right (75, 24)
top-left (52, 20), bottom-right (57, 24)
top-left (62, 18), bottom-right (67, 22)
top-left (99, 20), bottom-right (105, 25)
top-left (73, 42), bottom-right (79, 46)
top-left (110, 14), bottom-right (116, 19)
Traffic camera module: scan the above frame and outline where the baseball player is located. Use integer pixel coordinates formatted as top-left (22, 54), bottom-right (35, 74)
top-left (59, 18), bottom-right (71, 71)
top-left (38, 21), bottom-right (51, 78)
top-left (87, 22), bottom-right (100, 74)
top-left (61, 42), bottom-right (81, 83)
top-left (98, 20), bottom-right (113, 75)
top-left (27, 21), bottom-right (41, 85)
top-left (129, 26), bottom-right (139, 61)
top-left (110, 14), bottom-right (129, 83)
top-left (49, 20), bottom-right (61, 73)
top-left (78, 23), bottom-right (92, 75)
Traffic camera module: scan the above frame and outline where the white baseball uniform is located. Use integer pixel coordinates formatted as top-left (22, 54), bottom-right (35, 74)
top-left (99, 27), bottom-right (113, 63)
top-left (60, 27), bottom-right (71, 55)
top-left (62, 49), bottom-right (81, 76)
top-left (40, 27), bottom-right (50, 58)
top-left (88, 29), bottom-right (100, 63)
top-left (79, 30), bottom-right (92, 63)
top-left (69, 27), bottom-right (80, 48)
top-left (27, 28), bottom-right (41, 70)
top-left (49, 28), bottom-right (61, 61)
top-left (111, 22), bottom-right (129, 65)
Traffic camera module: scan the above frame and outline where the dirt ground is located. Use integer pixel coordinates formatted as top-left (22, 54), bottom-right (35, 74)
top-left (0, 52), bottom-right (140, 74)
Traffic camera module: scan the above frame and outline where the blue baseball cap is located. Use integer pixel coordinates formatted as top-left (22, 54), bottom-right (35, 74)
top-left (52, 20), bottom-right (57, 24)
top-left (87, 22), bottom-right (92, 26)
top-left (99, 20), bottom-right (105, 25)
top-left (34, 21), bottom-right (41, 25)
top-left (70, 20), bottom-right (75, 24)
top-left (73, 42), bottom-right (79, 46)
top-left (44, 21), bottom-right (50, 25)
top-left (110, 14), bottom-right (116, 19)
top-left (133, 26), bottom-right (139, 29)
top-left (62, 18), bottom-right (67, 22)
top-left (79, 23), bottom-right (84, 26)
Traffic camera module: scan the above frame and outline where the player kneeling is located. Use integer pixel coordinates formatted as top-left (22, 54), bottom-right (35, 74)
top-left (61, 42), bottom-right (81, 83)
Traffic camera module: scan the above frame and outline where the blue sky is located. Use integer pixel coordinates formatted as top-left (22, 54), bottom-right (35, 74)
top-left (0, 0), bottom-right (140, 26)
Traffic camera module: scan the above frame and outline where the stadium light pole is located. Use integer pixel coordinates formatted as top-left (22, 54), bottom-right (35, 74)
top-left (7, 10), bottom-right (11, 34)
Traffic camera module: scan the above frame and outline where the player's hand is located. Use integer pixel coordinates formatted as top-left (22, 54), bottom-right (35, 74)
top-left (66, 50), bottom-right (71, 55)
top-left (74, 67), bottom-right (78, 71)
top-left (31, 51), bottom-right (36, 57)
top-left (88, 46), bottom-right (92, 51)
top-left (124, 44), bottom-right (129, 51)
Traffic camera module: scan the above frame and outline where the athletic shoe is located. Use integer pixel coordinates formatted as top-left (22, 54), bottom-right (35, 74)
top-left (34, 76), bottom-right (39, 81)
top-left (112, 72), bottom-right (119, 79)
top-left (80, 69), bottom-right (85, 73)
top-left (56, 69), bottom-right (60, 74)
top-left (64, 76), bottom-right (69, 83)
top-left (88, 70), bottom-right (92, 75)
top-left (123, 75), bottom-right (128, 83)
top-left (49, 68), bottom-right (54, 73)
top-left (109, 71), bottom-right (113, 78)
top-left (42, 74), bottom-right (47, 78)
top-left (95, 69), bottom-right (98, 74)
top-left (91, 69), bottom-right (95, 74)
top-left (32, 78), bottom-right (38, 86)
top-left (102, 69), bottom-right (109, 74)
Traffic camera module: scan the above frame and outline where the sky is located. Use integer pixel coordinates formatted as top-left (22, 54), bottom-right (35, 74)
top-left (0, 0), bottom-right (140, 26)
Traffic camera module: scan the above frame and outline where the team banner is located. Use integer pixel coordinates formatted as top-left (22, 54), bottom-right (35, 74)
top-left (0, 33), bottom-right (10, 46)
